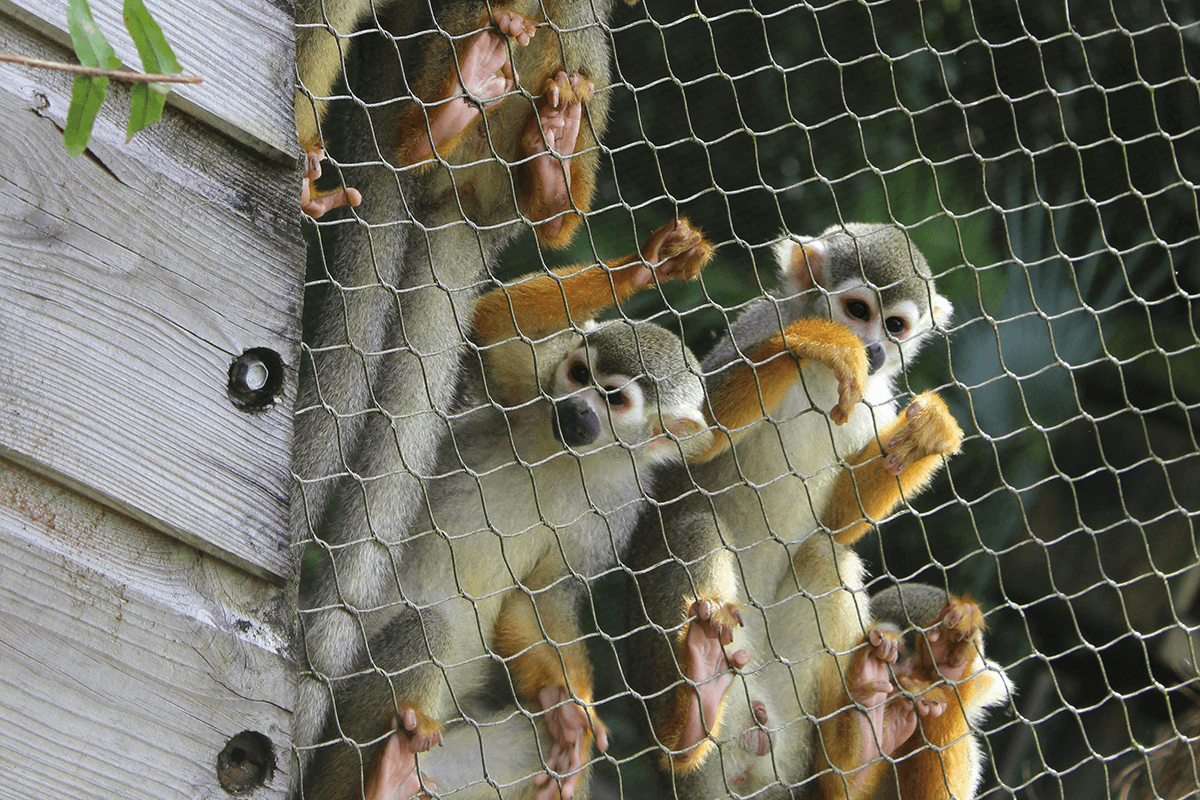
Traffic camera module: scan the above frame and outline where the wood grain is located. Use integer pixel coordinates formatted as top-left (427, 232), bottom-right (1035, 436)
top-left (0, 22), bottom-right (305, 582)
top-left (0, 456), bottom-right (294, 800)
top-left (0, 0), bottom-right (299, 160)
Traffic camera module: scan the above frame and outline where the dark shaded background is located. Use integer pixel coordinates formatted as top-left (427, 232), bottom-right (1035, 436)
top-left (492, 0), bottom-right (1200, 797)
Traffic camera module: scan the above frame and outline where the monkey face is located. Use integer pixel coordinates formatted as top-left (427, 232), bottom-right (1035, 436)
top-left (548, 342), bottom-right (647, 453)
top-left (826, 279), bottom-right (933, 376)
top-left (548, 338), bottom-right (708, 461)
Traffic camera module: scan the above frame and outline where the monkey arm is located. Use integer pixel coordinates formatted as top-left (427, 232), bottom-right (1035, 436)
top-left (470, 217), bottom-right (712, 346)
top-left (822, 391), bottom-right (964, 546)
top-left (694, 319), bottom-right (868, 463)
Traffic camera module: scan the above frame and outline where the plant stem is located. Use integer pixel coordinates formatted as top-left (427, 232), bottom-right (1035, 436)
top-left (0, 52), bottom-right (202, 83)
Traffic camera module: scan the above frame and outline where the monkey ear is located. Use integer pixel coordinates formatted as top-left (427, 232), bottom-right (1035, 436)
top-left (773, 236), bottom-right (825, 291)
top-left (932, 292), bottom-right (954, 329)
top-left (650, 408), bottom-right (713, 460)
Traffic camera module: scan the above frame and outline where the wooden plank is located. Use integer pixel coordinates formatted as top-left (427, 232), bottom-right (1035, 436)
top-left (0, 0), bottom-right (298, 160)
top-left (0, 456), bottom-right (294, 800)
top-left (0, 21), bottom-right (304, 582)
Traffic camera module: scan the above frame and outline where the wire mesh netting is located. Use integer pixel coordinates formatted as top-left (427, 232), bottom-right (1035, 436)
top-left (293, 0), bottom-right (1200, 798)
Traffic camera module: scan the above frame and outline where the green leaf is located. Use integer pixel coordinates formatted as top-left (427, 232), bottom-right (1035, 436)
top-left (67, 0), bottom-right (121, 70)
top-left (64, 74), bottom-right (109, 156)
top-left (123, 0), bottom-right (183, 77)
top-left (126, 81), bottom-right (168, 142)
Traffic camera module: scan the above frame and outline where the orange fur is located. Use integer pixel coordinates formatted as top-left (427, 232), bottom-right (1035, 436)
top-left (697, 319), bottom-right (869, 462)
top-left (655, 598), bottom-right (743, 773)
top-left (891, 668), bottom-right (993, 799)
top-left (811, 633), bottom-right (903, 800)
top-left (824, 391), bottom-right (964, 546)
top-left (470, 218), bottom-right (712, 346)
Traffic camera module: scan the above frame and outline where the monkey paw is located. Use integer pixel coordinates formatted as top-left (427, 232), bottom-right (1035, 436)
top-left (521, 71), bottom-right (593, 237)
top-left (395, 705), bottom-right (444, 753)
top-left (883, 390), bottom-right (963, 475)
top-left (636, 218), bottom-right (715, 284)
top-left (897, 676), bottom-right (949, 716)
top-left (924, 597), bottom-right (985, 681)
top-left (780, 321), bottom-right (869, 425)
top-left (533, 686), bottom-right (608, 800)
top-left (671, 600), bottom-right (747, 751)
top-left (363, 726), bottom-right (437, 800)
top-left (300, 147), bottom-right (361, 219)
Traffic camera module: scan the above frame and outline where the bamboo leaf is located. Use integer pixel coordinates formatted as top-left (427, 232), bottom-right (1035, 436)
top-left (66, 0), bottom-right (121, 70)
top-left (123, 0), bottom-right (183, 77)
top-left (126, 81), bottom-right (168, 142)
top-left (64, 74), bottom-right (109, 156)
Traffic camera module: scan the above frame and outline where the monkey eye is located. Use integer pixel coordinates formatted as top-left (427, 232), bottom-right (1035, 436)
top-left (605, 387), bottom-right (628, 408)
top-left (845, 299), bottom-right (871, 321)
top-left (569, 361), bottom-right (591, 386)
top-left (885, 316), bottom-right (907, 336)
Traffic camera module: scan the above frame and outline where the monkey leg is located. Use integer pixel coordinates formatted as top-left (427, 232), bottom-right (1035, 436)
top-left (698, 319), bottom-right (869, 461)
top-left (888, 596), bottom-right (997, 800)
top-left (519, 72), bottom-right (594, 243)
top-left (301, 146), bottom-right (364, 219)
top-left (825, 390), bottom-right (964, 545)
top-left (305, 607), bottom-right (450, 800)
top-left (493, 575), bottom-right (607, 800)
top-left (814, 627), bottom-right (936, 800)
top-left (401, 11), bottom-right (537, 166)
top-left (657, 599), bottom-right (748, 773)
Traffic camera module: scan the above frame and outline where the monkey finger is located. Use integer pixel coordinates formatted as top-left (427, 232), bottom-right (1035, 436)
top-left (730, 649), bottom-right (750, 670)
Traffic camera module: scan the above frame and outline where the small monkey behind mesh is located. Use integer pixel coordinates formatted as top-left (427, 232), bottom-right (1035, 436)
top-left (299, 221), bottom-right (715, 800)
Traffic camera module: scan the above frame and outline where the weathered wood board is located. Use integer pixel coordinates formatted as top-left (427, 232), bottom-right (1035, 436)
top-left (0, 0), bottom-right (299, 160)
top-left (0, 18), bottom-right (304, 582)
top-left (0, 456), bottom-right (294, 799)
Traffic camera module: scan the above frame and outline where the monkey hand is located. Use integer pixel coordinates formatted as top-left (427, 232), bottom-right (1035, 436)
top-left (659, 599), bottom-right (747, 771)
top-left (781, 320), bottom-right (869, 425)
top-left (533, 686), bottom-right (609, 800)
top-left (521, 72), bottom-right (593, 240)
top-left (883, 391), bottom-right (963, 475)
top-left (634, 218), bottom-right (715, 285)
top-left (362, 710), bottom-right (444, 800)
top-left (919, 596), bottom-right (986, 682)
top-left (300, 147), bottom-right (362, 219)
top-left (395, 704), bottom-right (444, 753)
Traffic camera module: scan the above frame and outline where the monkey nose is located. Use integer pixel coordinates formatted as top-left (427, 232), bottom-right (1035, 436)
top-left (865, 343), bottom-right (887, 375)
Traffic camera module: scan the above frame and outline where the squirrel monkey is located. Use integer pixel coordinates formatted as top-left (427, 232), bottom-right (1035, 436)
top-left (859, 584), bottom-right (1013, 800)
top-left (623, 223), bottom-right (964, 797)
top-left (295, 0), bottom-right (632, 220)
top-left (299, 220), bottom-right (715, 800)
top-left (293, 0), bottom-right (632, 760)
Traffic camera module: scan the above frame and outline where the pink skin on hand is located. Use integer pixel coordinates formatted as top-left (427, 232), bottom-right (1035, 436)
top-left (409, 12), bottom-right (535, 163)
top-left (301, 148), bottom-right (362, 219)
top-left (845, 628), bottom-right (947, 790)
top-left (363, 711), bottom-right (441, 800)
top-left (532, 686), bottom-right (608, 800)
top-left (522, 71), bottom-right (592, 239)
top-left (674, 600), bottom-right (749, 756)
